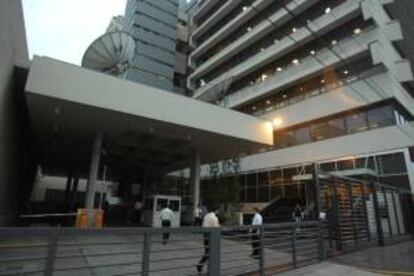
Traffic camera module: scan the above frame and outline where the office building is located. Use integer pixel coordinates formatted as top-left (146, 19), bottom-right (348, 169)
top-left (186, 0), bottom-right (414, 206)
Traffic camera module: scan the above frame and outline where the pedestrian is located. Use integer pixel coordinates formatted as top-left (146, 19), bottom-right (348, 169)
top-left (196, 206), bottom-right (220, 273)
top-left (293, 204), bottom-right (303, 223)
top-left (159, 204), bottom-right (174, 245)
top-left (193, 205), bottom-right (203, 226)
top-left (251, 207), bottom-right (263, 258)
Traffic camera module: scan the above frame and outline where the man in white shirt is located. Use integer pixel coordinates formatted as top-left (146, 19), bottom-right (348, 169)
top-left (251, 207), bottom-right (263, 258)
top-left (159, 204), bottom-right (174, 245)
top-left (196, 206), bottom-right (220, 273)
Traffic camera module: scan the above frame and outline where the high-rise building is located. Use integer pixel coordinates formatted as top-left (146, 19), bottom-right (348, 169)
top-left (187, 0), bottom-right (414, 202)
top-left (123, 0), bottom-right (180, 91)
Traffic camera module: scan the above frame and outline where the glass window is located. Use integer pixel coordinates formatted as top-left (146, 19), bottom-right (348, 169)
top-left (320, 162), bottom-right (335, 172)
top-left (346, 112), bottom-right (368, 133)
top-left (258, 172), bottom-right (269, 202)
top-left (310, 118), bottom-right (346, 141)
top-left (238, 175), bottom-right (246, 202)
top-left (246, 173), bottom-right (257, 202)
top-left (169, 200), bottom-right (180, 212)
top-left (274, 130), bottom-right (297, 148)
top-left (367, 105), bottom-right (395, 128)
top-left (269, 169), bottom-right (282, 199)
top-left (156, 198), bottom-right (168, 211)
top-left (378, 153), bottom-right (407, 174)
top-left (337, 159), bottom-right (354, 171)
top-left (294, 127), bottom-right (312, 144)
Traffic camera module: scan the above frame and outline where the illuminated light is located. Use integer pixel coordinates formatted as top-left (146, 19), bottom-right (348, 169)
top-left (260, 48), bottom-right (265, 52)
top-left (266, 100), bottom-right (271, 105)
top-left (300, 87), bottom-right (304, 92)
top-left (242, 6), bottom-right (248, 11)
top-left (321, 79), bottom-right (325, 84)
top-left (282, 94), bottom-right (287, 98)
top-left (292, 59), bottom-right (300, 65)
top-left (200, 79), bottom-right (206, 87)
top-left (292, 27), bottom-right (297, 33)
top-left (246, 26), bottom-right (252, 32)
top-left (325, 7), bottom-right (331, 14)
top-left (272, 117), bottom-right (283, 128)
top-left (310, 50), bottom-right (316, 55)
top-left (276, 67), bottom-right (283, 72)
top-left (344, 70), bottom-right (349, 75)
top-left (252, 106), bottom-right (257, 111)
top-left (331, 39), bottom-right (338, 45)
top-left (307, 19), bottom-right (311, 24)
top-left (261, 74), bottom-right (268, 81)
top-left (353, 28), bottom-right (361, 35)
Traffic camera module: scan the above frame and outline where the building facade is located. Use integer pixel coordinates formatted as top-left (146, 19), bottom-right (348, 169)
top-left (122, 0), bottom-right (180, 91)
top-left (186, 0), bottom-right (414, 203)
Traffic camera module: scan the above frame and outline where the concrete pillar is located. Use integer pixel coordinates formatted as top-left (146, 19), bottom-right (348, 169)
top-left (190, 149), bottom-right (201, 216)
top-left (85, 132), bottom-right (103, 215)
top-left (69, 171), bottom-right (80, 211)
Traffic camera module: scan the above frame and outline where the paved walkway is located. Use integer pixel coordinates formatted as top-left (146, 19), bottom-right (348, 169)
top-left (279, 240), bottom-right (414, 276)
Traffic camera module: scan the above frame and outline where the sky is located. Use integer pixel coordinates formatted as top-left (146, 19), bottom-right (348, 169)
top-left (22, 0), bottom-right (127, 65)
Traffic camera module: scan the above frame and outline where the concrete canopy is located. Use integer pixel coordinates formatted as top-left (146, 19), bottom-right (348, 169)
top-left (25, 56), bottom-right (273, 179)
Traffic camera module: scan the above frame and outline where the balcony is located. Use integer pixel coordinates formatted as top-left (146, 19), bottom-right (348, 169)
top-left (192, 0), bottom-right (361, 98)
top-left (218, 26), bottom-right (379, 108)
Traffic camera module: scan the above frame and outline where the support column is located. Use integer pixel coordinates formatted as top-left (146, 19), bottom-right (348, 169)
top-left (190, 149), bottom-right (201, 216)
top-left (85, 132), bottom-right (103, 225)
top-left (64, 171), bottom-right (73, 206)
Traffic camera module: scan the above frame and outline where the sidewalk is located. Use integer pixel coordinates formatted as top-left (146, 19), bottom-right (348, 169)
top-left (279, 240), bottom-right (414, 276)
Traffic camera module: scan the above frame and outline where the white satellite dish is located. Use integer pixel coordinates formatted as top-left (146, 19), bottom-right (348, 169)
top-left (82, 31), bottom-right (136, 77)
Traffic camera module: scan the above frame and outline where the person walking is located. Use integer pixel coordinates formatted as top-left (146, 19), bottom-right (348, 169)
top-left (293, 204), bottom-right (303, 223)
top-left (251, 207), bottom-right (263, 258)
top-left (196, 206), bottom-right (220, 273)
top-left (159, 204), bottom-right (174, 245)
top-left (193, 205), bottom-right (203, 226)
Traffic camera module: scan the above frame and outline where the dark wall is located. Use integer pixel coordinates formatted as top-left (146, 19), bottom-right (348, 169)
top-left (0, 0), bottom-right (36, 225)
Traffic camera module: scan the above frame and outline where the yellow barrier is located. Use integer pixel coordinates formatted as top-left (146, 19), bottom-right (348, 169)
top-left (76, 209), bottom-right (104, 229)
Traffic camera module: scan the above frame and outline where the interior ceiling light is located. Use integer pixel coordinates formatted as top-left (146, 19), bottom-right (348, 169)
top-left (310, 50), bottom-right (316, 55)
top-left (276, 67), bottom-right (283, 72)
top-left (266, 100), bottom-right (271, 105)
top-left (353, 28), bottom-right (361, 35)
top-left (325, 7), bottom-right (331, 14)
top-left (292, 59), bottom-right (300, 65)
top-left (292, 27), bottom-right (297, 33)
top-left (246, 26), bottom-right (252, 32)
top-left (331, 39), bottom-right (338, 45)
top-left (321, 79), bottom-right (326, 84)
top-left (243, 6), bottom-right (248, 11)
top-left (344, 70), bottom-right (349, 75)
top-left (282, 94), bottom-right (287, 98)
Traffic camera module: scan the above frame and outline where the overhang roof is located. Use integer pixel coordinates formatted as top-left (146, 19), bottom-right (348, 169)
top-left (25, 56), bottom-right (273, 179)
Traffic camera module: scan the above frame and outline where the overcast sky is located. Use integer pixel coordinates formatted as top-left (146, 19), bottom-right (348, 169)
top-left (22, 0), bottom-right (127, 65)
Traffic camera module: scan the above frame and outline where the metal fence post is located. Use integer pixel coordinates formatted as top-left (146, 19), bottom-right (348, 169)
top-left (360, 183), bottom-right (371, 241)
top-left (312, 163), bottom-right (321, 219)
top-left (391, 190), bottom-right (401, 235)
top-left (142, 232), bottom-right (151, 276)
top-left (371, 183), bottom-right (384, 246)
top-left (291, 224), bottom-right (297, 268)
top-left (45, 228), bottom-right (59, 276)
top-left (209, 228), bottom-right (221, 276)
top-left (259, 225), bottom-right (265, 276)
top-left (318, 221), bottom-right (324, 261)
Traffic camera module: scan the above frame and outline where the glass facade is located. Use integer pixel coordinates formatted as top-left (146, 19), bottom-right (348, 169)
top-left (272, 102), bottom-right (400, 151)
top-left (201, 151), bottom-right (411, 203)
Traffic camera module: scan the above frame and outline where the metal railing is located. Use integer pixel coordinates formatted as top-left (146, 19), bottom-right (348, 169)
top-left (0, 221), bottom-right (323, 276)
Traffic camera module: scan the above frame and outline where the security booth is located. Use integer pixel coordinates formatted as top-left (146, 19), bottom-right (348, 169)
top-left (142, 195), bottom-right (181, 227)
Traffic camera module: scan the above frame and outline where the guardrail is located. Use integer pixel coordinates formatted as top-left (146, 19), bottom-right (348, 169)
top-left (0, 221), bottom-right (323, 276)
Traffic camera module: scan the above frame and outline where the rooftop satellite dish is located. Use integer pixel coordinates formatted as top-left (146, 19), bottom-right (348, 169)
top-left (82, 31), bottom-right (136, 77)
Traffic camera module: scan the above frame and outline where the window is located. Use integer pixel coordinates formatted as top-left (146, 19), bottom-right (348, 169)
top-left (246, 173), bottom-right (257, 202)
top-left (258, 172), bottom-right (270, 201)
top-left (156, 198), bottom-right (168, 211)
top-left (346, 112), bottom-right (368, 133)
top-left (269, 169), bottom-right (283, 199)
top-left (367, 105), bottom-right (395, 128)
top-left (45, 189), bottom-right (65, 203)
top-left (377, 153), bottom-right (407, 174)
top-left (169, 200), bottom-right (180, 212)
top-left (320, 162), bottom-right (335, 172)
top-left (337, 159), bottom-right (354, 171)
top-left (274, 130), bottom-right (296, 148)
top-left (294, 127), bottom-right (312, 144)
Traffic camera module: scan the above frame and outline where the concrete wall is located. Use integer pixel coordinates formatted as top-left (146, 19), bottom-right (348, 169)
top-left (0, 0), bottom-right (35, 225)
